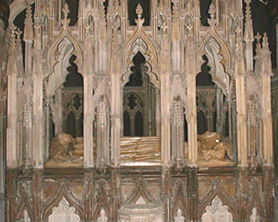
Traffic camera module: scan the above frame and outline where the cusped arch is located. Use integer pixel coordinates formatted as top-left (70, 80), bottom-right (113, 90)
top-left (122, 27), bottom-right (159, 88)
top-left (44, 24), bottom-right (84, 98)
top-left (47, 29), bottom-right (83, 76)
top-left (42, 182), bottom-right (83, 221)
top-left (197, 27), bottom-right (232, 75)
top-left (199, 184), bottom-right (236, 219)
top-left (45, 36), bottom-right (84, 99)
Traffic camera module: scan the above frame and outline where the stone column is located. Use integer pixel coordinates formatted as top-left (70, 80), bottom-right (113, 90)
top-left (33, 23), bottom-right (44, 168)
top-left (7, 28), bottom-right (19, 169)
top-left (111, 73), bottom-right (121, 167)
top-left (84, 171), bottom-right (95, 221)
top-left (161, 73), bottom-right (171, 166)
top-left (111, 169), bottom-right (120, 222)
top-left (0, 0), bottom-right (9, 198)
top-left (235, 27), bottom-right (248, 167)
top-left (187, 73), bottom-right (198, 165)
top-left (84, 74), bottom-right (95, 168)
top-left (32, 170), bottom-right (43, 221)
top-left (235, 73), bottom-right (248, 166)
top-left (0, 20), bottom-right (7, 195)
top-left (6, 169), bottom-right (17, 222)
top-left (260, 34), bottom-right (274, 166)
top-left (187, 167), bottom-right (198, 221)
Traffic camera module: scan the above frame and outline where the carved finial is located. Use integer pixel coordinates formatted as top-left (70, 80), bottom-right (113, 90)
top-left (15, 29), bottom-right (23, 41)
top-left (244, 0), bottom-right (254, 42)
top-left (24, 0), bottom-right (34, 41)
top-left (135, 4), bottom-right (145, 27)
top-left (62, 3), bottom-right (70, 27)
top-left (235, 25), bottom-right (246, 76)
top-left (8, 25), bottom-right (17, 56)
top-left (262, 32), bottom-right (269, 49)
top-left (136, 4), bottom-right (143, 17)
top-left (255, 32), bottom-right (262, 53)
top-left (208, 3), bottom-right (216, 26)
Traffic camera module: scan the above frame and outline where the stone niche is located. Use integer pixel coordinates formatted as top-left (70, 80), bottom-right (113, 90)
top-left (48, 197), bottom-right (80, 222)
top-left (201, 196), bottom-right (233, 222)
top-left (118, 196), bottom-right (164, 222)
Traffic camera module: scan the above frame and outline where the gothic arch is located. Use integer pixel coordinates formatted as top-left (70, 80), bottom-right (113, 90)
top-left (44, 23), bottom-right (84, 98)
top-left (93, 182), bottom-right (111, 220)
top-left (197, 27), bottom-right (231, 73)
top-left (198, 183), bottom-right (236, 219)
top-left (15, 185), bottom-right (33, 221)
top-left (171, 184), bottom-right (188, 220)
top-left (122, 25), bottom-right (159, 88)
top-left (124, 179), bottom-right (156, 206)
top-left (198, 39), bottom-right (231, 96)
top-left (46, 24), bottom-right (83, 74)
top-left (42, 182), bottom-right (83, 220)
top-left (248, 178), bottom-right (263, 217)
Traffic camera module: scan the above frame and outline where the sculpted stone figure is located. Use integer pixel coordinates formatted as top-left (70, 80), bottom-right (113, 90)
top-left (48, 134), bottom-right (161, 164)
top-left (48, 132), bottom-right (83, 162)
top-left (197, 131), bottom-right (233, 161)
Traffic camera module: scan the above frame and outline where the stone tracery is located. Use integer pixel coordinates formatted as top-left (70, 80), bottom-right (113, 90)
top-left (3, 0), bottom-right (275, 221)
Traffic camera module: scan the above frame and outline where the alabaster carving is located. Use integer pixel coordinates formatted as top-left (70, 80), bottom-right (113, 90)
top-left (4, 0), bottom-right (275, 221)
top-left (48, 131), bottom-right (235, 166)
top-left (48, 197), bottom-right (80, 222)
top-left (197, 132), bottom-right (233, 162)
top-left (48, 132), bottom-right (83, 163)
top-left (201, 196), bottom-right (233, 222)
top-left (48, 135), bottom-right (161, 165)
top-left (119, 196), bottom-right (164, 222)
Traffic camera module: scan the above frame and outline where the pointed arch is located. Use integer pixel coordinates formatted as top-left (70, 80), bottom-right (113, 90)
top-left (16, 185), bottom-right (33, 221)
top-left (93, 182), bottom-right (111, 220)
top-left (47, 27), bottom-right (83, 74)
top-left (44, 24), bottom-right (84, 98)
top-left (197, 27), bottom-right (232, 78)
top-left (198, 183), bottom-right (236, 218)
top-left (248, 178), bottom-right (263, 217)
top-left (171, 184), bottom-right (188, 220)
top-left (122, 26), bottom-right (159, 88)
top-left (124, 179), bottom-right (156, 206)
top-left (42, 182), bottom-right (83, 220)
